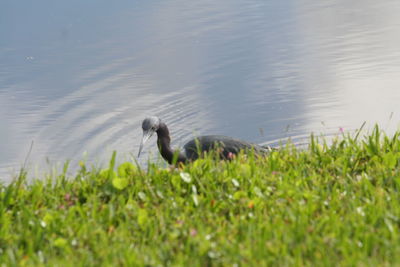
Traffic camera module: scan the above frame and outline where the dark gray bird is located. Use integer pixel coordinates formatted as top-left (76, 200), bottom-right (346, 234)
top-left (138, 116), bottom-right (269, 164)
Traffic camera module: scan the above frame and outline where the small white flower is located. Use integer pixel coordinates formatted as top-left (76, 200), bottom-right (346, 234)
top-left (192, 195), bottom-right (199, 206)
top-left (138, 191), bottom-right (147, 201)
top-left (231, 179), bottom-right (240, 187)
top-left (180, 172), bottom-right (192, 183)
top-left (356, 207), bottom-right (365, 216)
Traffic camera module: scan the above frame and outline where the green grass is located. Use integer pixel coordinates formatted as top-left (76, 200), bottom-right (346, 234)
top-left (1, 126), bottom-right (400, 266)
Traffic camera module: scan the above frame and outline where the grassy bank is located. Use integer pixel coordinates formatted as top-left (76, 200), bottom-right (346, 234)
top-left (1, 126), bottom-right (400, 266)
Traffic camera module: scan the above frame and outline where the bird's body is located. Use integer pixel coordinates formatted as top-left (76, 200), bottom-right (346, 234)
top-left (138, 116), bottom-right (268, 164)
top-left (182, 135), bottom-right (267, 161)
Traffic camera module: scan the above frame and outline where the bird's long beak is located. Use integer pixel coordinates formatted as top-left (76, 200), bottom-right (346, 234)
top-left (138, 130), bottom-right (154, 158)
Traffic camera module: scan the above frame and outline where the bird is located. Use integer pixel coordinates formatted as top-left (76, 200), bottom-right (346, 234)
top-left (137, 116), bottom-right (270, 164)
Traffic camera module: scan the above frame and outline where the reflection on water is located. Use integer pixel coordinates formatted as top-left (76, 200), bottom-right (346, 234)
top-left (1, 0), bottom-right (400, 181)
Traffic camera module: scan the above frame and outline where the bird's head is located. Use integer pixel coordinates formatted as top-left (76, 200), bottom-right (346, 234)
top-left (138, 116), bottom-right (161, 157)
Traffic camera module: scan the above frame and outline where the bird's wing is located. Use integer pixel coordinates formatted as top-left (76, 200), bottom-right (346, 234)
top-left (183, 135), bottom-right (266, 160)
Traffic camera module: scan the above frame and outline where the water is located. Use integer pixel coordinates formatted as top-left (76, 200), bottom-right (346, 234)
top-left (1, 0), bottom-right (400, 181)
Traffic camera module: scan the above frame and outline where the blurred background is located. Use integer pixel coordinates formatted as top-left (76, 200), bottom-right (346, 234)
top-left (1, 0), bottom-right (400, 181)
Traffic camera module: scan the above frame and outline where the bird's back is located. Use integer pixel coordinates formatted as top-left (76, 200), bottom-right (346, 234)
top-left (183, 135), bottom-right (267, 160)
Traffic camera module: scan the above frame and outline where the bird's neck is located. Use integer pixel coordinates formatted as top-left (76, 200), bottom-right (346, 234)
top-left (156, 122), bottom-right (186, 164)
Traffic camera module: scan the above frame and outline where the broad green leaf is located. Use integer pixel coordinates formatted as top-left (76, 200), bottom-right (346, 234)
top-left (112, 177), bottom-right (129, 190)
top-left (137, 209), bottom-right (148, 227)
top-left (53, 238), bottom-right (68, 248)
top-left (118, 162), bottom-right (136, 177)
top-left (383, 152), bottom-right (397, 169)
top-left (240, 164), bottom-right (251, 177)
top-left (43, 213), bottom-right (54, 224)
top-left (99, 169), bottom-right (116, 179)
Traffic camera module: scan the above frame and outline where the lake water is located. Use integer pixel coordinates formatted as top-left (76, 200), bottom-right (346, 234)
top-left (1, 0), bottom-right (400, 181)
